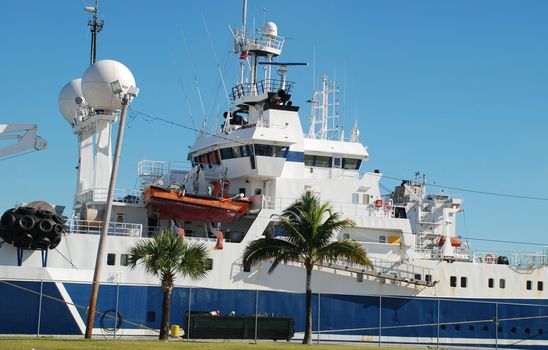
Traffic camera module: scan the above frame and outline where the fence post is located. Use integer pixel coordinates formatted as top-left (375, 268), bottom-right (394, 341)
top-left (37, 280), bottom-right (43, 337)
top-left (187, 286), bottom-right (192, 341)
top-left (495, 303), bottom-right (499, 350)
top-left (114, 279), bottom-right (120, 340)
top-left (254, 288), bottom-right (259, 343)
top-left (378, 295), bottom-right (382, 347)
top-left (317, 293), bottom-right (321, 344)
top-left (437, 298), bottom-right (440, 349)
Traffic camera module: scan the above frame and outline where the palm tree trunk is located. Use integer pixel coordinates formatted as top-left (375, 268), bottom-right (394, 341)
top-left (302, 266), bottom-right (313, 344)
top-left (159, 286), bottom-right (172, 340)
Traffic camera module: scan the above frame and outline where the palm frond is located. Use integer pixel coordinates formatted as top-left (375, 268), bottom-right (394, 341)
top-left (315, 240), bottom-right (373, 268)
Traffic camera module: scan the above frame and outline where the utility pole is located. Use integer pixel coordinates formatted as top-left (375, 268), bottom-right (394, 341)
top-left (84, 86), bottom-right (137, 338)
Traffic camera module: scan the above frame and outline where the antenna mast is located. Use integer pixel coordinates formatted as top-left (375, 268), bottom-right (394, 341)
top-left (85, 0), bottom-right (103, 65)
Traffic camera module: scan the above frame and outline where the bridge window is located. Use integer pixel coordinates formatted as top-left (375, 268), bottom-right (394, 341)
top-left (254, 144), bottom-right (287, 157)
top-left (342, 158), bottom-right (362, 170)
top-left (450, 276), bottom-right (457, 287)
top-left (333, 157), bottom-right (341, 168)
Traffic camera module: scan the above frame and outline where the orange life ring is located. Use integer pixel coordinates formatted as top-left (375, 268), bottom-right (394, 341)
top-left (484, 254), bottom-right (495, 264)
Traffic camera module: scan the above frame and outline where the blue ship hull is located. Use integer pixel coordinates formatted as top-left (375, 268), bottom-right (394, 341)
top-left (1, 280), bottom-right (546, 349)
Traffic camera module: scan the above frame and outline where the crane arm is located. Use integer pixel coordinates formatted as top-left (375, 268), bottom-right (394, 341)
top-left (0, 124), bottom-right (47, 158)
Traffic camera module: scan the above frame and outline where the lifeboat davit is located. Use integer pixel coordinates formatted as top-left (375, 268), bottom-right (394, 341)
top-left (144, 186), bottom-right (252, 224)
top-left (438, 236), bottom-right (462, 248)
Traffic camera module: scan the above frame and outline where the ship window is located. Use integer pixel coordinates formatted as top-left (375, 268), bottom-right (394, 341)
top-left (205, 259), bottom-right (213, 270)
top-left (304, 154), bottom-right (314, 166)
top-left (314, 156), bottom-right (332, 168)
top-left (333, 157), bottom-right (341, 168)
top-left (342, 233), bottom-right (350, 240)
top-left (232, 146), bottom-right (242, 158)
top-left (527, 280), bottom-right (532, 290)
top-left (498, 326), bottom-right (502, 332)
top-left (107, 253), bottom-right (115, 266)
top-left (120, 254), bottom-right (129, 266)
top-left (220, 147), bottom-right (235, 160)
top-left (147, 311), bottom-right (155, 323)
top-left (483, 326), bottom-right (489, 332)
top-left (352, 193), bottom-right (359, 204)
top-left (414, 274), bottom-right (422, 281)
top-left (116, 213), bottom-right (124, 223)
top-left (363, 194), bottom-right (370, 204)
top-left (538, 329), bottom-right (544, 335)
top-left (239, 188), bottom-right (246, 196)
top-left (425, 274), bottom-right (432, 283)
top-left (342, 158), bottom-right (361, 170)
top-left (461, 277), bottom-right (467, 288)
top-left (488, 278), bottom-right (494, 288)
top-left (379, 236), bottom-right (386, 243)
top-left (440, 325), bottom-right (446, 330)
top-left (469, 325), bottom-right (475, 331)
top-left (276, 146), bottom-right (287, 158)
top-left (499, 279), bottom-right (506, 289)
top-left (450, 276), bottom-right (457, 287)
top-left (357, 272), bottom-right (363, 282)
top-left (525, 328), bottom-right (530, 334)
top-left (454, 325), bottom-right (460, 331)
top-left (511, 327), bottom-right (516, 333)
top-left (254, 188), bottom-right (262, 195)
top-left (538, 281), bottom-right (544, 291)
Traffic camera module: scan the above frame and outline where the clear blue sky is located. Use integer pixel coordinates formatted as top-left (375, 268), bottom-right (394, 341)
top-left (1, 0), bottom-right (547, 252)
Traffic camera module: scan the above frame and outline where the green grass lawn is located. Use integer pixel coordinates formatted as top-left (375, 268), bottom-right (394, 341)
top-left (0, 338), bottom-right (427, 350)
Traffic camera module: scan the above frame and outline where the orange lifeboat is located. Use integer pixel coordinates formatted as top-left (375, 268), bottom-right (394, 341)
top-left (438, 236), bottom-right (462, 248)
top-left (144, 186), bottom-right (252, 224)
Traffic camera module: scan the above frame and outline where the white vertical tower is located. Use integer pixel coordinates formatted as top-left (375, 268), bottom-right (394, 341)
top-left (58, 60), bottom-right (136, 208)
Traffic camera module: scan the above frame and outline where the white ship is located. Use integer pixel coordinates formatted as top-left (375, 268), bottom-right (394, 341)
top-left (0, 1), bottom-right (546, 348)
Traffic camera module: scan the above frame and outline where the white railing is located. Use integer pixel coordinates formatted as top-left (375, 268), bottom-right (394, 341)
top-left (262, 196), bottom-right (402, 219)
top-left (75, 188), bottom-right (144, 205)
top-left (69, 219), bottom-right (142, 237)
top-left (137, 160), bottom-right (191, 177)
top-left (248, 34), bottom-right (285, 51)
top-left (472, 250), bottom-right (547, 268)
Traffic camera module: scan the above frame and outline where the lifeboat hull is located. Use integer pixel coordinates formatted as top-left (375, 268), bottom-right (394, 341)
top-left (144, 187), bottom-right (252, 224)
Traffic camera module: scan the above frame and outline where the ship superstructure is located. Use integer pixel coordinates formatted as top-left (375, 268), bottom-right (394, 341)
top-left (0, 1), bottom-right (546, 348)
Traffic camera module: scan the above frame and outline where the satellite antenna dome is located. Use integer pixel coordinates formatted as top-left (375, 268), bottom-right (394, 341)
top-left (58, 79), bottom-right (85, 124)
top-left (81, 59), bottom-right (136, 112)
top-left (263, 22), bottom-right (278, 37)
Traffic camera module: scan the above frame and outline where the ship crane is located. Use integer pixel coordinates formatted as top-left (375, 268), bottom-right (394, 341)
top-left (0, 124), bottom-right (47, 158)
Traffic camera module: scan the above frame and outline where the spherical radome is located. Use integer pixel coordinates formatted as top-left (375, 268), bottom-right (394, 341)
top-left (263, 22), bottom-right (278, 37)
top-left (81, 59), bottom-right (136, 111)
top-left (58, 79), bottom-right (85, 124)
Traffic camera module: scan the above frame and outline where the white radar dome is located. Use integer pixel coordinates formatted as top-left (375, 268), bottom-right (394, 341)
top-left (263, 22), bottom-right (278, 37)
top-left (58, 79), bottom-right (85, 124)
top-left (81, 59), bottom-right (136, 111)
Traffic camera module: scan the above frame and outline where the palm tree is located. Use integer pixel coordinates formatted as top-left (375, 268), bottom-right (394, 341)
top-left (243, 192), bottom-right (373, 344)
top-left (128, 231), bottom-right (209, 340)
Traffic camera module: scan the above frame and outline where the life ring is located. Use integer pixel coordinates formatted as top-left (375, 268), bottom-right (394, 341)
top-left (484, 254), bottom-right (495, 264)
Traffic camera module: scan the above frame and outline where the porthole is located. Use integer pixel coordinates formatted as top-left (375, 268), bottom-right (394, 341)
top-left (483, 326), bottom-right (489, 332)
top-left (469, 325), bottom-right (475, 331)
top-left (454, 325), bottom-right (460, 331)
top-left (511, 327), bottom-right (517, 333)
top-left (440, 324), bottom-right (446, 330)
top-left (525, 328), bottom-right (530, 334)
top-left (538, 329), bottom-right (544, 335)
top-left (498, 326), bottom-right (502, 333)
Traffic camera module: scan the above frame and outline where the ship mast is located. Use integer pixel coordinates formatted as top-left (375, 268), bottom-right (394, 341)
top-left (85, 0), bottom-right (103, 65)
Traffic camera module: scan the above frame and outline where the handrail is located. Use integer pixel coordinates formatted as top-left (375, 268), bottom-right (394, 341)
top-left (68, 219), bottom-right (142, 237)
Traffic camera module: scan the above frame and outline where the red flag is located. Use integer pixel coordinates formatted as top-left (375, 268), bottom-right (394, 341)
top-left (240, 50), bottom-right (248, 60)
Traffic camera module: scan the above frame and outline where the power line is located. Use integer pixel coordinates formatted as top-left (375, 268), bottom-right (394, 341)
top-left (461, 236), bottom-right (547, 247)
top-left (377, 174), bottom-right (548, 202)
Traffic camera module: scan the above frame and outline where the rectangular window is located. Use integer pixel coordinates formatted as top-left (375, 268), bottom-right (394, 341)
top-left (275, 146), bottom-right (288, 158)
top-left (425, 275), bottom-right (432, 283)
top-left (500, 279), bottom-right (506, 289)
top-left (239, 188), bottom-right (246, 196)
top-left (488, 278), bottom-right (494, 288)
top-left (304, 154), bottom-right (314, 166)
top-left (116, 213), bottom-right (124, 223)
top-left (379, 236), bottom-right (386, 243)
top-left (220, 147), bottom-right (235, 159)
top-left (527, 280), bottom-right (532, 290)
top-left (120, 254), bottom-right (129, 266)
top-left (314, 156), bottom-right (332, 168)
top-left (342, 233), bottom-right (350, 240)
top-left (342, 158), bottom-right (362, 170)
top-left (362, 194), bottom-right (370, 204)
top-left (254, 188), bottom-right (262, 195)
top-left (205, 258), bottom-right (213, 270)
top-left (357, 272), bottom-right (363, 283)
top-left (414, 274), bottom-right (422, 281)
top-left (352, 193), bottom-right (359, 204)
top-left (232, 146), bottom-right (242, 158)
top-left (538, 281), bottom-right (544, 291)
top-left (450, 276), bottom-right (457, 287)
top-left (107, 253), bottom-right (116, 266)
top-left (461, 277), bottom-right (467, 288)
top-left (333, 157), bottom-right (342, 168)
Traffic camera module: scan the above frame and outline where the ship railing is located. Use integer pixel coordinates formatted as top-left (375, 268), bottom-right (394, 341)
top-left (262, 196), bottom-right (402, 219)
top-left (414, 233), bottom-right (471, 261)
top-left (75, 188), bottom-right (144, 205)
top-left (138, 160), bottom-right (192, 177)
top-left (68, 219), bottom-right (142, 237)
top-left (472, 250), bottom-right (547, 268)
top-left (230, 79), bottom-right (294, 101)
top-left (246, 34), bottom-right (285, 52)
